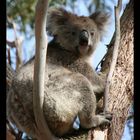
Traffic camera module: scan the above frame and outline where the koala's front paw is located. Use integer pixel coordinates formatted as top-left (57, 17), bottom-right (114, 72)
top-left (98, 112), bottom-right (112, 130)
top-left (99, 111), bottom-right (112, 121)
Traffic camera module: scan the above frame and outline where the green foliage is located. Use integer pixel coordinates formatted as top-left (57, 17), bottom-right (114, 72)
top-left (6, 0), bottom-right (67, 33)
top-left (6, 0), bottom-right (107, 36)
top-left (7, 0), bottom-right (36, 32)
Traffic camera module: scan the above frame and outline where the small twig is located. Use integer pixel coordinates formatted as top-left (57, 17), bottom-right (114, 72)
top-left (13, 23), bottom-right (23, 70)
top-left (7, 120), bottom-right (22, 140)
top-left (7, 40), bottom-right (16, 48)
top-left (95, 53), bottom-right (107, 71)
top-left (104, 0), bottom-right (122, 113)
top-left (96, 32), bottom-right (116, 71)
top-left (6, 120), bottom-right (17, 137)
top-left (127, 113), bottom-right (134, 120)
top-left (7, 17), bottom-right (23, 70)
top-left (15, 131), bottom-right (23, 140)
top-left (7, 47), bottom-right (12, 65)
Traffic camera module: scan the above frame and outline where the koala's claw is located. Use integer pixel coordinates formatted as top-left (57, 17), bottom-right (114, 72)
top-left (98, 111), bottom-right (112, 130)
top-left (100, 119), bottom-right (111, 130)
top-left (99, 112), bottom-right (113, 121)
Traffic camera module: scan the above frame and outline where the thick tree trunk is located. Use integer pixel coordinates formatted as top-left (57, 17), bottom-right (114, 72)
top-left (103, 0), bottom-right (133, 139)
top-left (91, 0), bottom-right (133, 139)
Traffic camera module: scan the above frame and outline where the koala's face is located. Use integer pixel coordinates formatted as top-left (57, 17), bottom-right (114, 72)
top-left (47, 8), bottom-right (109, 57)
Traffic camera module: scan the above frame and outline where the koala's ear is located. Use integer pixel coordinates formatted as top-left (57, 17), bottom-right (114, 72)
top-left (90, 11), bottom-right (110, 35)
top-left (46, 8), bottom-right (70, 35)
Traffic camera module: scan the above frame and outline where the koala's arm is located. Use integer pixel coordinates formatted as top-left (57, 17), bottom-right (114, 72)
top-left (67, 60), bottom-right (106, 94)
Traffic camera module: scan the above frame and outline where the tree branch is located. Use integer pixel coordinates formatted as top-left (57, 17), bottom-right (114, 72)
top-left (7, 40), bottom-right (16, 48)
top-left (104, 0), bottom-right (122, 113)
top-left (6, 38), bottom-right (23, 70)
top-left (33, 0), bottom-right (57, 139)
top-left (7, 47), bottom-right (12, 65)
top-left (7, 17), bottom-right (23, 70)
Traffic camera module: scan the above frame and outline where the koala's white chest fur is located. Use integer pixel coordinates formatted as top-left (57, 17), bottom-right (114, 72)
top-left (83, 54), bottom-right (94, 69)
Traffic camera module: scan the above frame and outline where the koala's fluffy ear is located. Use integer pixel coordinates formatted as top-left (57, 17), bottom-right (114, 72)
top-left (90, 11), bottom-right (110, 36)
top-left (46, 8), bottom-right (70, 35)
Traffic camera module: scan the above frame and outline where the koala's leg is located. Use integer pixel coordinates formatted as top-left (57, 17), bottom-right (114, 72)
top-left (79, 111), bottom-right (111, 129)
top-left (78, 99), bottom-right (111, 129)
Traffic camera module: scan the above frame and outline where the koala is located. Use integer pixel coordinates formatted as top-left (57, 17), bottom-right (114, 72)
top-left (7, 8), bottom-right (111, 139)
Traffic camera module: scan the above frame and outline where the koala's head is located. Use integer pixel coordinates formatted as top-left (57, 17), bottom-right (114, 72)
top-left (47, 8), bottom-right (110, 57)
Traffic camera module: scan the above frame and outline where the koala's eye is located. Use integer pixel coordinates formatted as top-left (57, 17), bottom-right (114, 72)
top-left (90, 31), bottom-right (95, 36)
top-left (71, 31), bottom-right (76, 36)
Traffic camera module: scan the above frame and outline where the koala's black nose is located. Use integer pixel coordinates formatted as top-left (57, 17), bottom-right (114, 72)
top-left (79, 30), bottom-right (89, 46)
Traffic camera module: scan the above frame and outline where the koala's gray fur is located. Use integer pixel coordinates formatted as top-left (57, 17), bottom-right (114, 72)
top-left (7, 8), bottom-right (111, 138)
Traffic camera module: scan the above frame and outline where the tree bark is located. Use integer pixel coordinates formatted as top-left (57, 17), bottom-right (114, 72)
top-left (91, 0), bottom-right (133, 139)
top-left (104, 0), bottom-right (133, 139)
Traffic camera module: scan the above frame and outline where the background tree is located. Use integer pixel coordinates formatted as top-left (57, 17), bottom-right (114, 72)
top-left (6, 0), bottom-right (133, 139)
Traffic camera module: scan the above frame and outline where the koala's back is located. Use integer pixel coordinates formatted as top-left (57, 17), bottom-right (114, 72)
top-left (7, 48), bottom-right (95, 137)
